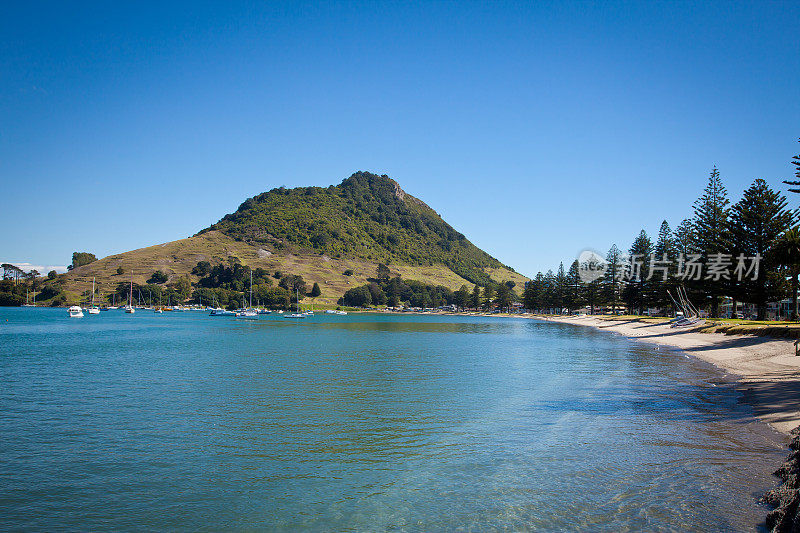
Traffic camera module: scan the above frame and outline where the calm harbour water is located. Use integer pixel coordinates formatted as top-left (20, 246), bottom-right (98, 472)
top-left (0, 308), bottom-right (786, 531)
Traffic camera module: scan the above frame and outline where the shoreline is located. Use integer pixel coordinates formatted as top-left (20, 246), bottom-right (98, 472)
top-left (533, 315), bottom-right (800, 436)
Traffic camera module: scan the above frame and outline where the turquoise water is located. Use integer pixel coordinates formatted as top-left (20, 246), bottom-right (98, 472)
top-left (0, 308), bottom-right (785, 531)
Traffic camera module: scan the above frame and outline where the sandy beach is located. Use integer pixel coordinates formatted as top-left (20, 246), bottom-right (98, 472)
top-left (536, 315), bottom-right (800, 436)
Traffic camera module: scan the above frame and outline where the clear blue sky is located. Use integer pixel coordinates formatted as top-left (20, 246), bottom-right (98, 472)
top-left (2, 1), bottom-right (798, 276)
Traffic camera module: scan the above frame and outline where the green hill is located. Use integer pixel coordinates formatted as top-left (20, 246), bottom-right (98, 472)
top-left (48, 172), bottom-right (527, 306)
top-left (204, 171), bottom-right (507, 286)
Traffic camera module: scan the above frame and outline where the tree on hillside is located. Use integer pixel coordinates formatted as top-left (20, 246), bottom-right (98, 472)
top-left (782, 139), bottom-right (800, 194)
top-left (376, 263), bottom-right (391, 281)
top-left (310, 282), bottom-right (322, 298)
top-left (192, 261), bottom-right (212, 276)
top-left (691, 167), bottom-right (731, 318)
top-left (116, 267), bottom-right (125, 275)
top-left (148, 270), bottom-right (169, 284)
top-left (279, 274), bottom-right (307, 297)
top-left (47, 270), bottom-right (57, 280)
top-left (69, 252), bottom-right (97, 270)
top-left (730, 179), bottom-right (795, 319)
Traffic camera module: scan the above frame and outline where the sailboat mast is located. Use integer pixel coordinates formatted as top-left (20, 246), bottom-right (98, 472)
top-left (249, 269), bottom-right (253, 308)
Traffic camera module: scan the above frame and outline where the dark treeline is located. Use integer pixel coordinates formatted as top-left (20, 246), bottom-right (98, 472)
top-left (525, 143), bottom-right (800, 320)
top-left (339, 264), bottom-right (517, 309)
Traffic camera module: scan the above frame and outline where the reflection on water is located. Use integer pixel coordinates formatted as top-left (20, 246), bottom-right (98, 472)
top-left (0, 309), bottom-right (784, 531)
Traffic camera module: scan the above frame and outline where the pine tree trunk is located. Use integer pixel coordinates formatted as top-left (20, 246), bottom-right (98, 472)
top-left (793, 273), bottom-right (799, 321)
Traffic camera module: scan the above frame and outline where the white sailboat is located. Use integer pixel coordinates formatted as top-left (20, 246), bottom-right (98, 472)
top-left (124, 281), bottom-right (135, 313)
top-left (68, 305), bottom-right (84, 318)
top-left (88, 278), bottom-right (101, 314)
top-left (284, 288), bottom-right (306, 318)
top-left (235, 269), bottom-right (258, 319)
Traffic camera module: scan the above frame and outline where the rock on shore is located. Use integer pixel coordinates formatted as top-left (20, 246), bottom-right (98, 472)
top-left (763, 426), bottom-right (800, 532)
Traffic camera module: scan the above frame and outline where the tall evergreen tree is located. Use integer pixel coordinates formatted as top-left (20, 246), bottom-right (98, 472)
top-left (565, 260), bottom-right (584, 312)
top-left (775, 227), bottom-right (800, 320)
top-left (622, 230), bottom-right (653, 314)
top-left (454, 285), bottom-right (470, 310)
top-left (494, 283), bottom-right (513, 310)
top-left (554, 263), bottom-right (568, 313)
top-left (782, 139), bottom-right (800, 194)
top-left (543, 270), bottom-right (557, 312)
top-left (604, 244), bottom-right (622, 314)
top-left (471, 285), bottom-right (481, 309)
top-left (523, 273), bottom-right (545, 311)
top-left (651, 220), bottom-right (676, 312)
top-left (730, 179), bottom-right (795, 319)
top-left (482, 285), bottom-right (495, 310)
top-left (691, 167), bottom-right (731, 317)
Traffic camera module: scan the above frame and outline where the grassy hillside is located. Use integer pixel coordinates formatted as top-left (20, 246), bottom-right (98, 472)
top-left (51, 172), bottom-right (529, 306)
top-left (55, 231), bottom-right (524, 307)
top-left (205, 171), bottom-right (511, 286)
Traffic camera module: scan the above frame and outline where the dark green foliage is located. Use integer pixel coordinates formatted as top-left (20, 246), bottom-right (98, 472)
top-left (37, 285), bottom-right (61, 301)
top-left (197, 262), bottom-right (268, 291)
top-left (730, 179), bottom-right (795, 319)
top-left (279, 274), bottom-right (307, 297)
top-left (376, 263), bottom-right (391, 281)
top-left (69, 252), bottom-right (97, 270)
top-left (192, 261), bottom-right (212, 276)
top-left (775, 227), bottom-right (800, 319)
top-left (205, 172), bottom-right (505, 285)
top-left (116, 267), bottom-right (125, 275)
top-left (339, 285), bottom-right (373, 307)
top-left (148, 270), bottom-right (169, 284)
top-left (0, 291), bottom-right (24, 306)
top-left (782, 139), bottom-right (800, 194)
top-left (338, 276), bottom-right (455, 308)
top-left (471, 285), bottom-right (481, 308)
top-left (691, 167), bottom-right (731, 317)
top-left (494, 283), bottom-right (514, 309)
top-left (310, 282), bottom-right (321, 297)
top-left (622, 230), bottom-right (653, 314)
top-left (343, 269), bottom-right (354, 276)
top-left (47, 270), bottom-right (57, 280)
top-left (454, 285), bottom-right (470, 310)
top-left (482, 285), bottom-right (494, 310)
